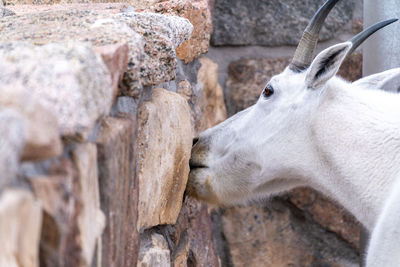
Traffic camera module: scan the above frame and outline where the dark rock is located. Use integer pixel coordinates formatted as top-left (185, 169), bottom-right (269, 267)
top-left (211, 0), bottom-right (355, 47)
top-left (96, 115), bottom-right (139, 267)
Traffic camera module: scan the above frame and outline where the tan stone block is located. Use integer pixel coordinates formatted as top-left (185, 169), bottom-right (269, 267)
top-left (137, 87), bottom-right (192, 230)
top-left (0, 189), bottom-right (42, 267)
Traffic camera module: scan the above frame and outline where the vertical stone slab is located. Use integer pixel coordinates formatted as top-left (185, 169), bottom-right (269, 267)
top-left (96, 115), bottom-right (139, 267)
top-left (71, 144), bottom-right (105, 267)
top-left (0, 189), bottom-right (42, 267)
top-left (136, 88), bottom-right (192, 230)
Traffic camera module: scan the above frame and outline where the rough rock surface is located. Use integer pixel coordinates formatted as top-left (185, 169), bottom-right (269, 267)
top-left (0, 8), bottom-right (193, 97)
top-left (0, 189), bottom-right (42, 267)
top-left (96, 115), bottom-right (139, 267)
top-left (288, 188), bottom-right (361, 251)
top-left (211, 0), bottom-right (355, 46)
top-left (143, 0), bottom-right (213, 63)
top-left (338, 52), bottom-right (363, 82)
top-left (0, 7), bottom-right (14, 17)
top-left (137, 232), bottom-right (170, 267)
top-left (0, 84), bottom-right (62, 161)
top-left (0, 107), bottom-right (24, 190)
top-left (137, 88), bottom-right (192, 230)
top-left (0, 42), bottom-right (112, 139)
top-left (221, 200), bottom-right (359, 266)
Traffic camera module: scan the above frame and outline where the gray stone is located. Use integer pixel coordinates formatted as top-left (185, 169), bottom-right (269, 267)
top-left (0, 42), bottom-right (112, 140)
top-left (0, 7), bottom-right (15, 17)
top-left (0, 107), bottom-right (24, 190)
top-left (211, 0), bottom-right (355, 46)
top-left (138, 232), bottom-right (170, 267)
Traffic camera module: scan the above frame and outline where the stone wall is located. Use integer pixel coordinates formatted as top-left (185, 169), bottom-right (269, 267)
top-left (0, 1), bottom-right (225, 266)
top-left (205, 0), bottom-right (364, 266)
top-left (0, 0), bottom-right (368, 267)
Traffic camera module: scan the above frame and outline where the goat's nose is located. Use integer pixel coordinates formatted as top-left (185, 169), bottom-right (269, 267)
top-left (192, 137), bottom-right (199, 146)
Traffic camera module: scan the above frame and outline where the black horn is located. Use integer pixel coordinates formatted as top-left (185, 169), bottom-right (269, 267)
top-left (290, 0), bottom-right (340, 72)
top-left (347, 18), bottom-right (398, 55)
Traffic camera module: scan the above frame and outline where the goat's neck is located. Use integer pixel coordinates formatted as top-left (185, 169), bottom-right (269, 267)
top-left (303, 80), bottom-right (400, 230)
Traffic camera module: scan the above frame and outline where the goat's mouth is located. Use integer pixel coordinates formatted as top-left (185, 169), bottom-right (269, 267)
top-left (189, 159), bottom-right (208, 169)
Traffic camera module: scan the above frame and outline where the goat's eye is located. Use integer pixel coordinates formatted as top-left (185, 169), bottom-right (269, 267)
top-left (263, 84), bottom-right (274, 98)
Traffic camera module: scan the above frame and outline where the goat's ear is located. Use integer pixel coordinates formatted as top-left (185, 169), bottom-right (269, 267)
top-left (305, 42), bottom-right (352, 89)
top-left (353, 68), bottom-right (400, 91)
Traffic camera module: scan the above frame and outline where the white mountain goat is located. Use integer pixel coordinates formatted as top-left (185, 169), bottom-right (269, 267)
top-left (187, 0), bottom-right (400, 265)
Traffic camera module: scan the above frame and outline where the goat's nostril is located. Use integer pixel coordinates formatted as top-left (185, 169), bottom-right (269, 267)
top-left (192, 137), bottom-right (199, 146)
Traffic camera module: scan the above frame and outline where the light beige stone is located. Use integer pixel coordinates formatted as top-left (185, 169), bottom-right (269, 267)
top-left (137, 88), bottom-right (192, 230)
top-left (0, 189), bottom-right (42, 267)
top-left (0, 84), bottom-right (62, 161)
top-left (137, 232), bottom-right (171, 267)
top-left (197, 57), bottom-right (227, 130)
top-left (71, 143), bottom-right (105, 266)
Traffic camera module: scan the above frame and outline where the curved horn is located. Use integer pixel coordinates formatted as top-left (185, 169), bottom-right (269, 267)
top-left (290, 0), bottom-right (340, 72)
top-left (347, 18), bottom-right (398, 55)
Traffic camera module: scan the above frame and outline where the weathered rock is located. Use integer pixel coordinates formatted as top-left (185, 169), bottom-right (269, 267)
top-left (221, 200), bottom-right (359, 266)
top-left (0, 42), bottom-right (112, 140)
top-left (96, 115), bottom-right (139, 267)
top-left (211, 0), bottom-right (355, 46)
top-left (226, 57), bottom-right (291, 115)
top-left (143, 0), bottom-right (213, 63)
top-left (136, 87), bottom-right (192, 230)
top-left (71, 144), bottom-right (105, 266)
top-left (0, 189), bottom-right (42, 267)
top-left (137, 232), bottom-right (170, 267)
top-left (197, 57), bottom-right (227, 129)
top-left (0, 8), bottom-right (193, 98)
top-left (0, 84), bottom-right (62, 161)
top-left (288, 188), bottom-right (361, 251)
top-left (94, 43), bottom-right (130, 102)
top-left (115, 12), bottom-right (193, 95)
top-left (0, 7), bottom-right (14, 17)
top-left (29, 160), bottom-right (82, 267)
top-left (0, 107), bottom-right (24, 190)
top-left (30, 147), bottom-right (105, 267)
top-left (169, 197), bottom-right (221, 267)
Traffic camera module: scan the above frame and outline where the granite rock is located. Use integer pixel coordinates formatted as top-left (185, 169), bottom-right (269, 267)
top-left (96, 115), bottom-right (139, 267)
top-left (137, 232), bottom-right (170, 267)
top-left (220, 200), bottom-right (359, 266)
top-left (0, 107), bottom-right (24, 190)
top-left (211, 0), bottom-right (355, 46)
top-left (136, 88), bottom-right (192, 230)
top-left (0, 42), bottom-right (112, 140)
top-left (143, 0), bottom-right (213, 63)
top-left (115, 12), bottom-right (193, 94)
top-left (0, 8), bottom-right (193, 98)
top-left (0, 189), bottom-right (42, 267)
top-left (0, 7), bottom-right (14, 17)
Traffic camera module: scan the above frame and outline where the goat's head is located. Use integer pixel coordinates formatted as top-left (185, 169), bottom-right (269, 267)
top-left (187, 0), bottom-right (397, 205)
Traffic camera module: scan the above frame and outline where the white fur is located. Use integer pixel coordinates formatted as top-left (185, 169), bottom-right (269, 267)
top-left (188, 42), bottom-right (400, 266)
